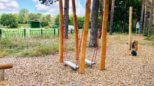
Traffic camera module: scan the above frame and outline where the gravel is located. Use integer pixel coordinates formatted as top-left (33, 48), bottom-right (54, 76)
top-left (0, 35), bottom-right (154, 86)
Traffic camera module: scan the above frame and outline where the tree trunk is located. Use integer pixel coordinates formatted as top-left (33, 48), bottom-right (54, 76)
top-left (143, 1), bottom-right (147, 35)
top-left (148, 0), bottom-right (154, 36)
top-left (109, 0), bottom-right (116, 35)
top-left (140, 0), bottom-right (145, 33)
top-left (63, 0), bottom-right (69, 39)
top-left (88, 0), bottom-right (99, 47)
top-left (98, 0), bottom-right (104, 39)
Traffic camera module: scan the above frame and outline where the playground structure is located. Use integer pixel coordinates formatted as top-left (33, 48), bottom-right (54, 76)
top-left (128, 6), bottom-right (139, 56)
top-left (0, 64), bottom-right (13, 81)
top-left (58, 0), bottom-right (109, 74)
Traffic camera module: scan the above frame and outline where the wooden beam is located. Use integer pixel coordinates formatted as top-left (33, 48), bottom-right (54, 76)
top-left (100, 0), bottom-right (109, 70)
top-left (72, 0), bottom-right (79, 61)
top-left (79, 0), bottom-right (91, 74)
top-left (0, 64), bottom-right (13, 69)
top-left (129, 7), bottom-right (133, 50)
top-left (59, 0), bottom-right (64, 63)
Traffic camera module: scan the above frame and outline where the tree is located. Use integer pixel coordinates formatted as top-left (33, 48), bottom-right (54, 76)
top-left (0, 14), bottom-right (18, 28)
top-left (40, 15), bottom-right (51, 27)
top-left (148, 0), bottom-right (154, 36)
top-left (88, 0), bottom-right (100, 47)
top-left (78, 16), bottom-right (84, 29)
top-left (54, 15), bottom-right (59, 26)
top-left (140, 0), bottom-right (145, 33)
top-left (63, 0), bottom-right (69, 39)
top-left (109, 0), bottom-right (116, 35)
top-left (18, 9), bottom-right (29, 24)
top-left (28, 13), bottom-right (41, 22)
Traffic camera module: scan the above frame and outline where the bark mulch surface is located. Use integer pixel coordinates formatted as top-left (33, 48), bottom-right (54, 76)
top-left (0, 35), bottom-right (154, 86)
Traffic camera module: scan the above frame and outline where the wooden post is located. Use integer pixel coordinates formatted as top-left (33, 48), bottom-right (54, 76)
top-left (79, 0), bottom-right (91, 74)
top-left (58, 29), bottom-right (59, 36)
top-left (0, 29), bottom-right (2, 38)
top-left (72, 0), bottom-right (79, 60)
top-left (54, 28), bottom-right (56, 36)
top-left (23, 29), bottom-right (26, 37)
top-left (0, 64), bottom-right (13, 81)
top-left (100, 0), bottom-right (109, 70)
top-left (59, 0), bottom-right (64, 63)
top-left (129, 7), bottom-right (133, 50)
top-left (0, 70), bottom-right (4, 81)
top-left (41, 28), bottom-right (43, 36)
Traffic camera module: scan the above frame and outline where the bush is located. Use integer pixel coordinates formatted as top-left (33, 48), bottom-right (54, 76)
top-left (0, 14), bottom-right (18, 28)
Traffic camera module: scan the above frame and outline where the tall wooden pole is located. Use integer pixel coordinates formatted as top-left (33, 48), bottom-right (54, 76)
top-left (100, 0), bottom-right (109, 70)
top-left (59, 0), bottom-right (64, 63)
top-left (72, 0), bottom-right (79, 60)
top-left (129, 7), bottom-right (133, 50)
top-left (79, 0), bottom-right (91, 74)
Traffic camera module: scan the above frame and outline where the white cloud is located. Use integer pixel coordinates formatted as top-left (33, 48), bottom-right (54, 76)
top-left (33, 0), bottom-right (85, 16)
top-left (0, 0), bottom-right (19, 13)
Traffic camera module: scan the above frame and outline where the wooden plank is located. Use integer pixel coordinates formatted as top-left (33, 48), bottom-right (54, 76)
top-left (100, 0), bottom-right (109, 70)
top-left (79, 0), bottom-right (91, 74)
top-left (59, 0), bottom-right (64, 63)
top-left (72, 0), bottom-right (79, 61)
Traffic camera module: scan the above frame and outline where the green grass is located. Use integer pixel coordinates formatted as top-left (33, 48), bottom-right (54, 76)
top-left (0, 34), bottom-right (74, 57)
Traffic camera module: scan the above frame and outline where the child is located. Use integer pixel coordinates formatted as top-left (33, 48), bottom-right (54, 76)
top-left (131, 40), bottom-right (138, 56)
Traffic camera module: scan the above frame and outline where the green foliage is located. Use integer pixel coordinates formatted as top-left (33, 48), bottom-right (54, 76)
top-left (40, 15), bottom-right (51, 27)
top-left (28, 13), bottom-right (41, 22)
top-left (54, 15), bottom-right (84, 29)
top-left (109, 0), bottom-right (142, 33)
top-left (0, 14), bottom-right (18, 28)
top-left (18, 9), bottom-right (29, 24)
top-left (54, 15), bottom-right (59, 25)
top-left (77, 16), bottom-right (84, 29)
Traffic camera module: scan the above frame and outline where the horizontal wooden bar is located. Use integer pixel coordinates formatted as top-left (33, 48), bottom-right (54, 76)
top-left (0, 64), bottom-right (13, 69)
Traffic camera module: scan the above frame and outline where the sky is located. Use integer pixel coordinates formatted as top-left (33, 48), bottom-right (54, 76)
top-left (0, 0), bottom-right (86, 16)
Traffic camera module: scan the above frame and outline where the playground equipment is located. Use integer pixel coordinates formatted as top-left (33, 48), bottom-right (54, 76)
top-left (128, 6), bottom-right (139, 56)
top-left (129, 7), bottom-right (133, 50)
top-left (63, 0), bottom-right (96, 71)
top-left (0, 64), bottom-right (13, 81)
top-left (40, 0), bottom-right (109, 74)
top-left (58, 0), bottom-right (109, 74)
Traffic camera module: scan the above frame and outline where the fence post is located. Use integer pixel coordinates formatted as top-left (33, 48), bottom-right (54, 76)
top-left (41, 28), bottom-right (43, 36)
top-left (23, 29), bottom-right (26, 37)
top-left (0, 29), bottom-right (2, 38)
top-left (54, 28), bottom-right (56, 36)
top-left (58, 29), bottom-right (59, 36)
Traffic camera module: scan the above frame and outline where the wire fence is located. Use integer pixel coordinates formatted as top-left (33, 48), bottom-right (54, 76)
top-left (0, 28), bottom-right (60, 38)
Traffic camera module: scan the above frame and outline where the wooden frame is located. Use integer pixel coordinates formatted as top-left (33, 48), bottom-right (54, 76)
top-left (100, 0), bottom-right (109, 70)
top-left (129, 7), bottom-right (133, 50)
top-left (59, 0), bottom-right (64, 63)
top-left (79, 0), bottom-right (92, 74)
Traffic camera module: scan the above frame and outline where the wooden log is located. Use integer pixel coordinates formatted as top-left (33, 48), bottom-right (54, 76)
top-left (100, 0), bottom-right (109, 70)
top-left (129, 7), bottom-right (133, 50)
top-left (59, 0), bottom-right (64, 63)
top-left (79, 0), bottom-right (91, 74)
top-left (0, 64), bottom-right (13, 69)
top-left (72, 0), bottom-right (79, 60)
top-left (0, 70), bottom-right (4, 81)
